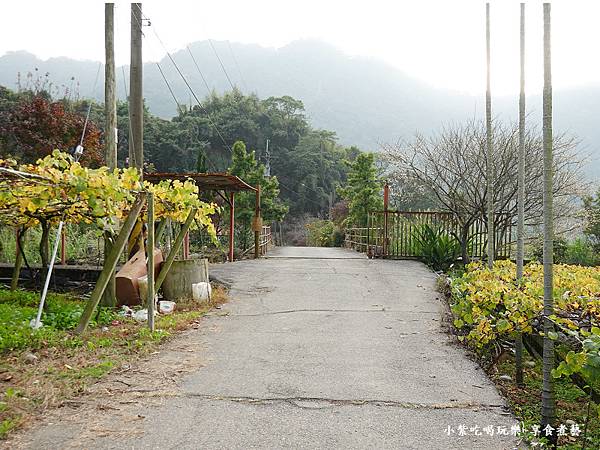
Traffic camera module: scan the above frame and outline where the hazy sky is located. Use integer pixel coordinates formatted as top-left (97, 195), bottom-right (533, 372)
top-left (1, 0), bottom-right (599, 96)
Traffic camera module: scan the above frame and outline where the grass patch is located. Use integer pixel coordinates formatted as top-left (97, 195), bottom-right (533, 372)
top-left (0, 284), bottom-right (228, 440)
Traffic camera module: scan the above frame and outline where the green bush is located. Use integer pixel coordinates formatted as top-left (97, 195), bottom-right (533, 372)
top-left (306, 220), bottom-right (336, 247)
top-left (564, 237), bottom-right (598, 266)
top-left (531, 236), bottom-right (598, 267)
top-left (413, 224), bottom-right (460, 272)
top-left (332, 229), bottom-right (345, 247)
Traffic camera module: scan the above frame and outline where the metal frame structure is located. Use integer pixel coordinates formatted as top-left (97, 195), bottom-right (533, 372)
top-left (144, 172), bottom-right (260, 262)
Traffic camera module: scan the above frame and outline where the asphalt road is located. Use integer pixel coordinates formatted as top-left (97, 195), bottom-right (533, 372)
top-left (19, 247), bottom-right (520, 449)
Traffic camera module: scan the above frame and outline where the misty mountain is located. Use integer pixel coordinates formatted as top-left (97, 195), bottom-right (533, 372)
top-left (0, 40), bottom-right (598, 178)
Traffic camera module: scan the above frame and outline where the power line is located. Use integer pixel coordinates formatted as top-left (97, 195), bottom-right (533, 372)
top-left (278, 180), bottom-right (326, 208)
top-left (135, 5), bottom-right (230, 174)
top-left (227, 40), bottom-right (248, 92)
top-left (208, 39), bottom-right (236, 91)
top-left (155, 62), bottom-right (181, 110)
top-left (79, 62), bottom-right (102, 147)
top-left (186, 46), bottom-right (212, 95)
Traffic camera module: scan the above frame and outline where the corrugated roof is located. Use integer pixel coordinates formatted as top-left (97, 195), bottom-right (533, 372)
top-left (143, 172), bottom-right (257, 192)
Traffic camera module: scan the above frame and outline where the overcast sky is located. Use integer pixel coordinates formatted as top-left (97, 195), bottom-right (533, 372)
top-left (1, 0), bottom-right (599, 96)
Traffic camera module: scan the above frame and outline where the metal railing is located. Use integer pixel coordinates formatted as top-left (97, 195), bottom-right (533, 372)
top-left (346, 210), bottom-right (512, 260)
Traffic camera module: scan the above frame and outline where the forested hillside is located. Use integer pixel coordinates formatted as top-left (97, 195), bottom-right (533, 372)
top-left (1, 40), bottom-right (598, 178)
top-left (0, 86), bottom-right (358, 219)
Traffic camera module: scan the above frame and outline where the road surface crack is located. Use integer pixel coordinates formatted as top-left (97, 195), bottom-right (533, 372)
top-left (183, 394), bottom-right (507, 412)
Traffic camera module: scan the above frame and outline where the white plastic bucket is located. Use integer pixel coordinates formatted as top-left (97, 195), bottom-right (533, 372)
top-left (192, 282), bottom-right (212, 302)
top-left (159, 300), bottom-right (175, 314)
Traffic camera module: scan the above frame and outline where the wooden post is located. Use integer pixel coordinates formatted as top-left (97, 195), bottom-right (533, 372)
top-left (76, 193), bottom-right (146, 334)
top-left (105, 3), bottom-right (117, 169)
top-left (183, 231), bottom-right (190, 259)
top-left (102, 2), bottom-right (118, 307)
top-left (229, 192), bottom-right (235, 262)
top-left (254, 186), bottom-right (261, 259)
top-left (146, 193), bottom-right (155, 331)
top-left (155, 208), bottom-right (197, 293)
top-left (383, 182), bottom-right (389, 258)
top-left (11, 228), bottom-right (23, 291)
top-left (130, 3), bottom-right (143, 174)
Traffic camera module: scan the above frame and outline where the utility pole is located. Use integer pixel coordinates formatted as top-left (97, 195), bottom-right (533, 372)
top-left (130, 3), bottom-right (144, 174)
top-left (105, 3), bottom-right (117, 170)
top-left (101, 2), bottom-right (117, 307)
top-left (264, 139), bottom-right (271, 177)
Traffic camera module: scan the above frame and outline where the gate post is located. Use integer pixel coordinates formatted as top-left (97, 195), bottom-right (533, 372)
top-left (383, 182), bottom-right (389, 258)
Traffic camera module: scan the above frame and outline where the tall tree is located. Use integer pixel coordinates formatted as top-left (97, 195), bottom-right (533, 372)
top-left (380, 121), bottom-right (583, 263)
top-left (228, 140), bottom-right (288, 250)
top-left (541, 2), bottom-right (556, 441)
top-left (338, 153), bottom-right (382, 227)
top-left (515, 1), bottom-right (526, 387)
top-left (485, 2), bottom-right (495, 268)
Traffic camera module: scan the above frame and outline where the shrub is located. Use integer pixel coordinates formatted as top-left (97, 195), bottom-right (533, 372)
top-left (450, 260), bottom-right (600, 349)
top-left (564, 237), bottom-right (598, 266)
top-left (531, 236), bottom-right (598, 267)
top-left (306, 219), bottom-right (335, 247)
top-left (413, 224), bottom-right (460, 272)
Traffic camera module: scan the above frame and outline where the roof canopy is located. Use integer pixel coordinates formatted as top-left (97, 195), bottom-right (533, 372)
top-left (144, 172), bottom-right (257, 192)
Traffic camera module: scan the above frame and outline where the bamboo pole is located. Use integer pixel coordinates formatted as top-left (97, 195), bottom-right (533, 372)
top-left (154, 208), bottom-right (197, 293)
top-left (76, 193), bottom-right (146, 334)
top-left (155, 218), bottom-right (168, 243)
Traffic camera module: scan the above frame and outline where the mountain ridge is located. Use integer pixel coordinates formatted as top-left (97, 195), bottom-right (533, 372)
top-left (1, 40), bottom-right (598, 178)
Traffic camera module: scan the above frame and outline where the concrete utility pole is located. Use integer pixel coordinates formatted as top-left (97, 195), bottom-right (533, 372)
top-left (102, 2), bottom-right (117, 306)
top-left (130, 3), bottom-right (143, 174)
top-left (105, 3), bottom-right (117, 169)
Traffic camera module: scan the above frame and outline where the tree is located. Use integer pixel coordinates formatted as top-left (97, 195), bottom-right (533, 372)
top-left (381, 120), bottom-right (584, 263)
top-left (338, 153), bottom-right (382, 227)
top-left (541, 3), bottom-right (556, 440)
top-left (228, 141), bottom-right (288, 250)
top-left (515, 1), bottom-right (526, 389)
top-left (583, 188), bottom-right (600, 252)
top-left (0, 94), bottom-right (102, 166)
top-left (486, 2), bottom-right (494, 268)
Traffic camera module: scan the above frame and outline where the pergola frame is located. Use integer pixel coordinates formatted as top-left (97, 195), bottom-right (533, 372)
top-left (144, 172), bottom-right (260, 262)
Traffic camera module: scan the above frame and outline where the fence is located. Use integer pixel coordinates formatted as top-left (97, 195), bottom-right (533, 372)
top-left (345, 210), bottom-right (512, 260)
top-left (258, 225), bottom-right (273, 256)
